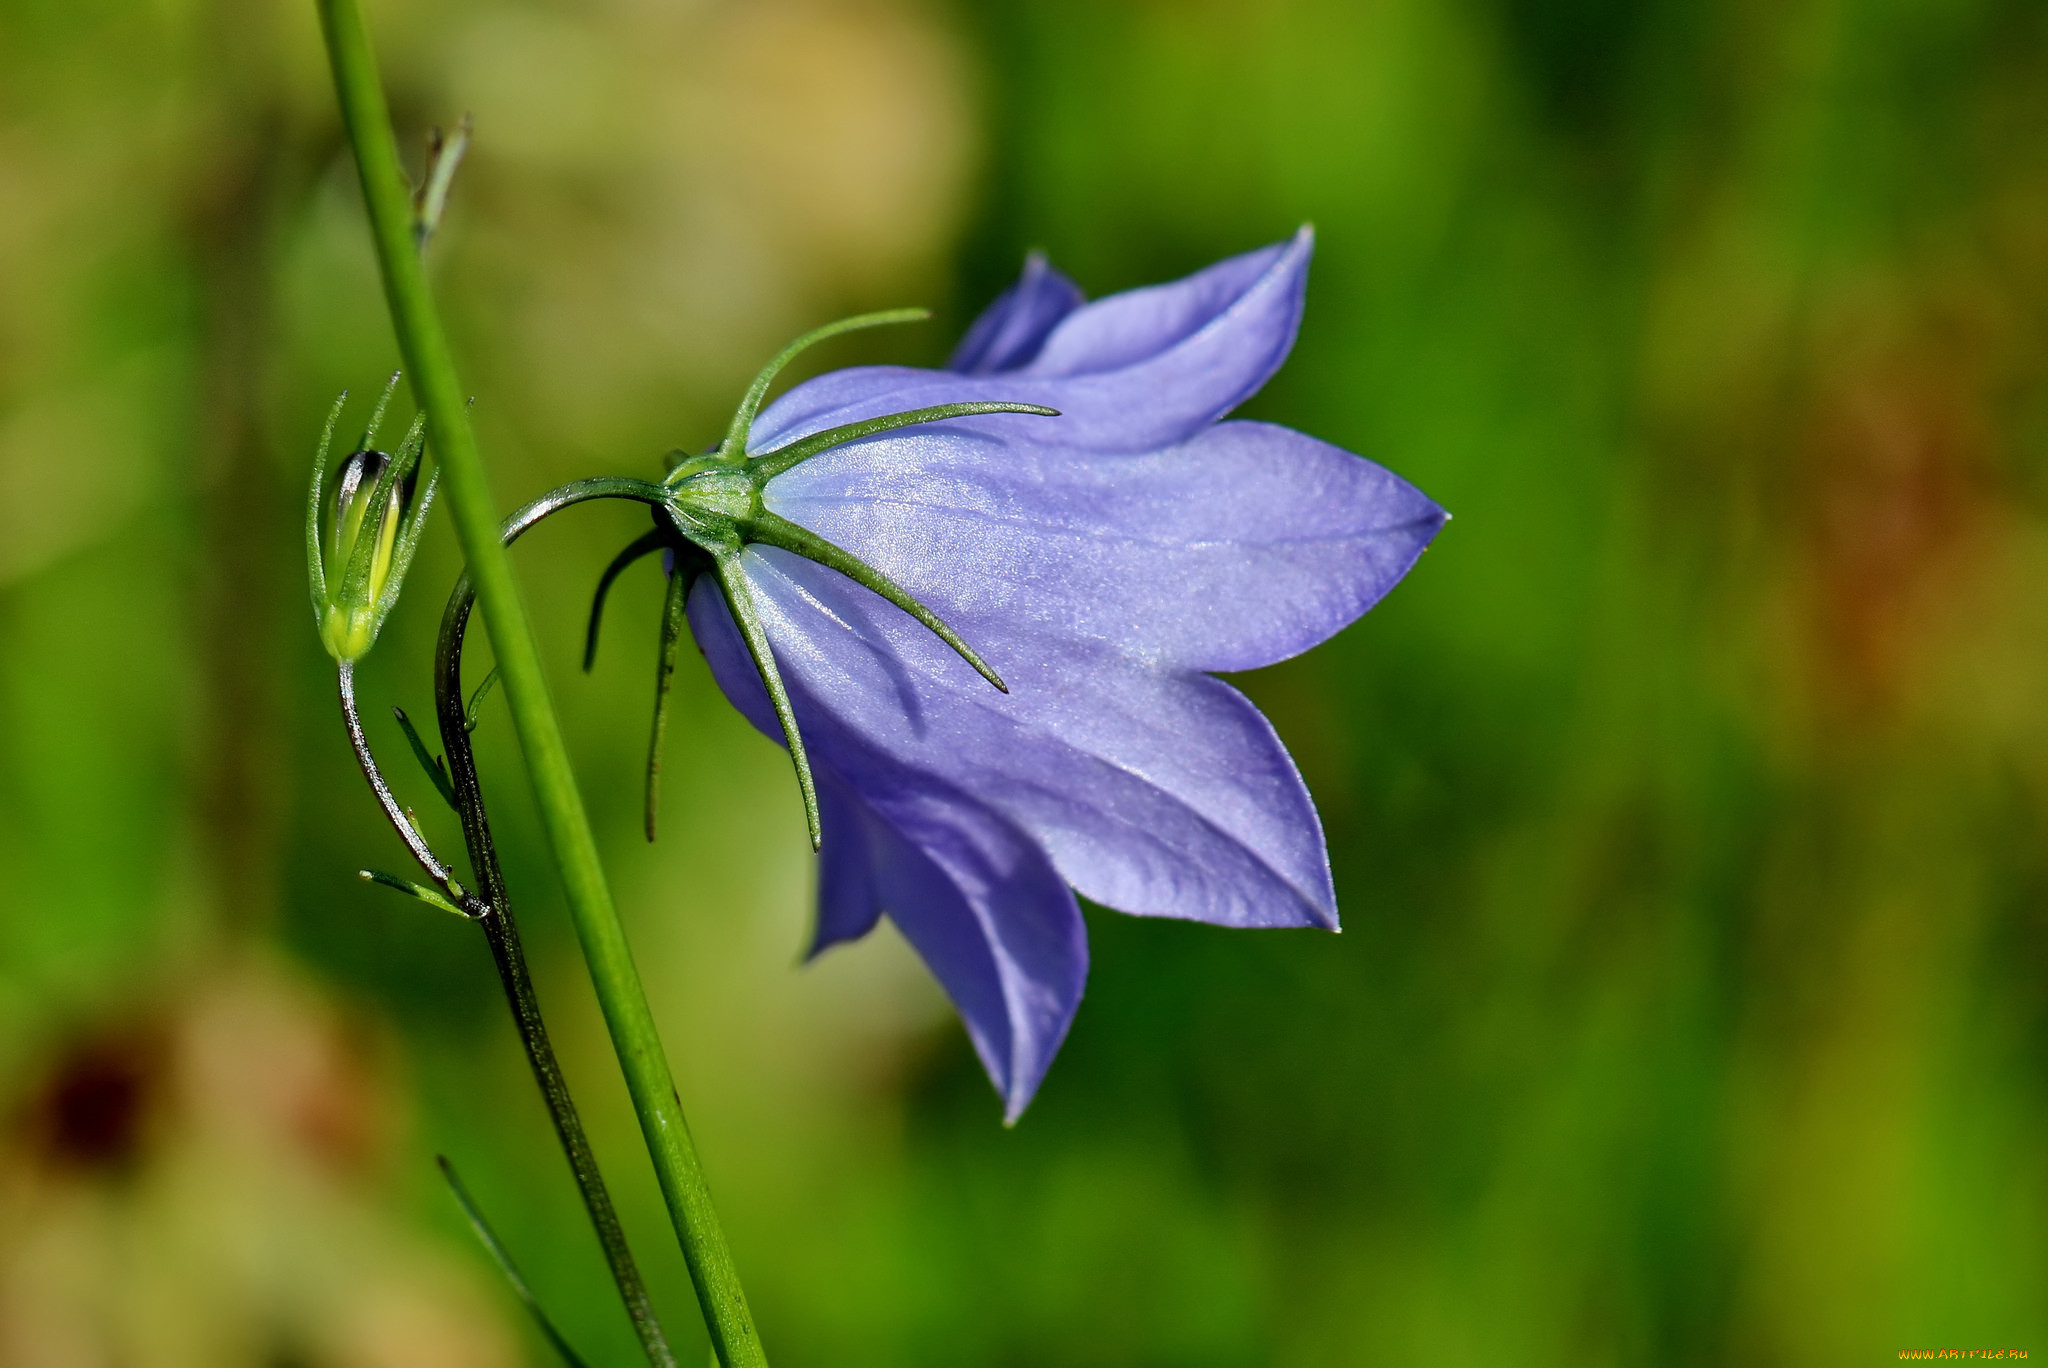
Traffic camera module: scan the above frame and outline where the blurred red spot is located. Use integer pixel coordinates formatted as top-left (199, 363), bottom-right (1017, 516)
top-left (26, 1029), bottom-right (163, 1173)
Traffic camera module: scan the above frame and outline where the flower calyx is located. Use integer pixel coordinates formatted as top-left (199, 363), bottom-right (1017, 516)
top-left (307, 373), bottom-right (440, 663)
top-left (596, 309), bottom-right (1059, 850)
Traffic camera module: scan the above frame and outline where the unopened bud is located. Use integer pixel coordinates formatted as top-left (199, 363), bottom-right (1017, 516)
top-left (318, 448), bottom-right (422, 661)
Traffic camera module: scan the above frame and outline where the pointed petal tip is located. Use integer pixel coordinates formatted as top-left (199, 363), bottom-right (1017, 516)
top-left (1281, 228), bottom-right (1315, 286)
top-left (1295, 899), bottom-right (1341, 934)
top-left (1260, 226), bottom-right (1314, 313)
top-left (1269, 224), bottom-right (1314, 275)
top-left (1000, 1059), bottom-right (1053, 1124)
top-left (1000, 1076), bottom-right (1035, 1126)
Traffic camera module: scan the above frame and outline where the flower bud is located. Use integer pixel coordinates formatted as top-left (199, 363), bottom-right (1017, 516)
top-left (305, 384), bottom-right (438, 664)
top-left (319, 448), bottom-right (419, 661)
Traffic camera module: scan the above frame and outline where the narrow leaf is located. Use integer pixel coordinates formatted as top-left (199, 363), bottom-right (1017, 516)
top-left (359, 869), bottom-right (467, 918)
top-left (438, 1156), bottom-right (596, 1368)
top-left (393, 706), bottom-right (459, 810)
top-left (466, 666), bottom-right (500, 732)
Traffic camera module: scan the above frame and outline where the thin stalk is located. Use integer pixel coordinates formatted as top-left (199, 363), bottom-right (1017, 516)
top-left (338, 659), bottom-right (464, 897)
top-left (335, 661), bottom-right (673, 1366)
top-left (431, 485), bottom-right (691, 1366)
top-left (645, 568), bottom-right (690, 843)
top-left (433, 619), bottom-right (677, 1368)
top-left (312, 6), bottom-right (765, 1363)
top-left (440, 1156), bottom-right (597, 1368)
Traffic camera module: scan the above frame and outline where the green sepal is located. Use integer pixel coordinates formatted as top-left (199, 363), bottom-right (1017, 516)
top-left (371, 413), bottom-right (439, 628)
top-left (584, 529), bottom-right (665, 672)
top-left (358, 370), bottom-right (401, 451)
top-left (437, 1156), bottom-right (596, 1368)
top-left (748, 509), bottom-right (1006, 692)
top-left (306, 390), bottom-right (348, 620)
top-left (713, 551), bottom-right (821, 850)
top-left (638, 313), bottom-right (1064, 849)
top-left (334, 445), bottom-right (402, 612)
top-left (340, 412), bottom-right (420, 612)
top-left (749, 400), bottom-right (1058, 481)
top-left (643, 566), bottom-right (690, 842)
top-left (359, 868), bottom-right (469, 918)
top-left (714, 307), bottom-right (929, 465)
top-left (392, 705), bottom-right (458, 811)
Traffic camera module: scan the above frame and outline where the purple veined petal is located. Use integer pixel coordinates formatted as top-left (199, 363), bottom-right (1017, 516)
top-left (823, 772), bottom-right (1087, 1122)
top-left (812, 773), bottom-right (884, 954)
top-left (746, 227), bottom-right (1315, 456)
top-left (1018, 233), bottom-right (1299, 378)
top-left (692, 584), bottom-right (1087, 1118)
top-left (947, 251), bottom-right (1086, 376)
top-left (765, 418), bottom-right (1448, 674)
top-left (688, 551), bottom-right (1338, 936)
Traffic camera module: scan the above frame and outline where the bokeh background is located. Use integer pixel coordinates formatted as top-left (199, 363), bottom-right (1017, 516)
top-left (4, 0), bottom-right (2048, 1362)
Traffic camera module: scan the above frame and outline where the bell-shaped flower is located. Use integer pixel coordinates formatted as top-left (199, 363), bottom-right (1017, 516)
top-left (628, 230), bottom-right (1445, 1119)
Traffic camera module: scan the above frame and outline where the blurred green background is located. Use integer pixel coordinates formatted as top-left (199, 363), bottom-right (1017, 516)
top-left (4, 0), bottom-right (2048, 1362)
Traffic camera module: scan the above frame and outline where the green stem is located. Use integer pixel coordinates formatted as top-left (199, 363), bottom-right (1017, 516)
top-left (312, 6), bottom-right (766, 1364)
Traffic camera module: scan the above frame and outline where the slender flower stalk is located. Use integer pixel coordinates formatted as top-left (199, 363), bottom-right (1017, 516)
top-left (335, 657), bottom-right (675, 1367)
top-left (432, 626), bottom-right (676, 1368)
top-left (311, 3), bottom-right (765, 1362)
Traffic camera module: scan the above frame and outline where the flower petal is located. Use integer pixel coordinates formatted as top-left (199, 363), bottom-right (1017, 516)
top-left (689, 551), bottom-right (1338, 933)
top-left (747, 228), bottom-right (1315, 456)
top-left (766, 418), bottom-right (1447, 673)
top-left (695, 582), bottom-right (1087, 1118)
top-left (947, 251), bottom-right (1086, 376)
top-left (1018, 233), bottom-right (1302, 379)
top-left (824, 775), bottom-right (1087, 1122)
top-left (810, 773), bottom-right (884, 954)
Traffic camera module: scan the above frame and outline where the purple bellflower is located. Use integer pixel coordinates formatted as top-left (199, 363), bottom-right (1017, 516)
top-left (612, 228), bottom-right (1445, 1119)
